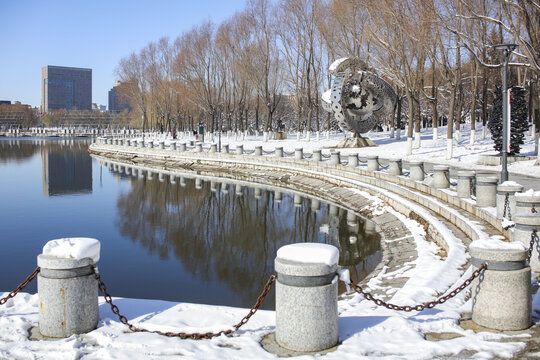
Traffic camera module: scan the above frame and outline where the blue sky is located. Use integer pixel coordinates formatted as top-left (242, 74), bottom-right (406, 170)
top-left (0, 0), bottom-right (247, 108)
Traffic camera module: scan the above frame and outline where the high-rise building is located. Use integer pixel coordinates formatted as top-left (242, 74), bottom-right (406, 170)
top-left (108, 81), bottom-right (132, 112)
top-left (41, 65), bottom-right (92, 112)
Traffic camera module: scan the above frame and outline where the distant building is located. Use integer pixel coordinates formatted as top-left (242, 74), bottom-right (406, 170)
top-left (0, 100), bottom-right (11, 105)
top-left (41, 65), bottom-right (92, 112)
top-left (92, 103), bottom-right (107, 112)
top-left (108, 81), bottom-right (132, 112)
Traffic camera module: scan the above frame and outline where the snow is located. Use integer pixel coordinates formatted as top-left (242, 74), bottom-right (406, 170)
top-left (500, 180), bottom-right (522, 187)
top-left (42, 238), bottom-right (101, 263)
top-left (276, 243), bottom-right (339, 266)
top-left (470, 239), bottom-right (527, 251)
top-left (3, 124), bottom-right (538, 358)
top-left (329, 57), bottom-right (349, 72)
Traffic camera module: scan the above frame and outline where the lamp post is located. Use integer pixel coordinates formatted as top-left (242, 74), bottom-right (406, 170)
top-left (493, 43), bottom-right (517, 183)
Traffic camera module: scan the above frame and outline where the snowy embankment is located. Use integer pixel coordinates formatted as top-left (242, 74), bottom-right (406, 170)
top-left (1, 124), bottom-right (538, 358)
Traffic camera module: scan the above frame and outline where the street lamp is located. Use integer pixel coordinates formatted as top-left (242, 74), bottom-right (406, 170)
top-left (492, 43), bottom-right (518, 183)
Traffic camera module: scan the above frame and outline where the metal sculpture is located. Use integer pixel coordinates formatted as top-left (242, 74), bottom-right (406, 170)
top-left (322, 57), bottom-right (396, 139)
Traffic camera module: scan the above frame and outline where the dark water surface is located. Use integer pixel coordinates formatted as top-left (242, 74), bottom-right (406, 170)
top-left (0, 138), bottom-right (381, 309)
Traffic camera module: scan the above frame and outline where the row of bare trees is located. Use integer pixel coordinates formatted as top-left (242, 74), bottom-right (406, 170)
top-left (116, 0), bottom-right (539, 155)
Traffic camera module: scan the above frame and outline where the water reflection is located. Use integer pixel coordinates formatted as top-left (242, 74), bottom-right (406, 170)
top-left (107, 161), bottom-right (381, 304)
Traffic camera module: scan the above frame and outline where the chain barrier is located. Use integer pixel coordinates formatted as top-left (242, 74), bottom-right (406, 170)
top-left (243, 150), bottom-right (255, 155)
top-left (471, 177), bottom-right (477, 197)
top-left (349, 263), bottom-right (487, 312)
top-left (94, 267), bottom-right (276, 340)
top-left (0, 267), bottom-right (40, 306)
top-left (283, 150), bottom-right (295, 156)
top-left (503, 192), bottom-right (512, 221)
top-left (533, 203), bottom-right (537, 213)
top-left (528, 230), bottom-right (539, 263)
top-left (262, 150), bottom-right (275, 155)
top-left (443, 171), bottom-right (457, 187)
top-left (303, 153), bottom-right (313, 159)
top-left (375, 159), bottom-right (389, 170)
top-left (321, 153), bottom-right (332, 159)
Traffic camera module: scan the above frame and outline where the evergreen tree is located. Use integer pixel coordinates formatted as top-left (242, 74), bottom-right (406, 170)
top-left (488, 86), bottom-right (529, 155)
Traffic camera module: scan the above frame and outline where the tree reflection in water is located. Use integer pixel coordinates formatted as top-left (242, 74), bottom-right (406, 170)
top-left (115, 168), bottom-right (381, 307)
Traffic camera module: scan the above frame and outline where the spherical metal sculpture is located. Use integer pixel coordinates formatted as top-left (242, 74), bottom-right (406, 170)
top-left (322, 57), bottom-right (397, 137)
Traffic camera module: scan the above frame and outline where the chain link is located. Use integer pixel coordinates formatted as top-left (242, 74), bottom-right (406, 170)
top-left (349, 263), bottom-right (487, 312)
top-left (0, 267), bottom-right (40, 306)
top-left (528, 230), bottom-right (539, 263)
top-left (503, 192), bottom-right (512, 221)
top-left (94, 267), bottom-right (276, 340)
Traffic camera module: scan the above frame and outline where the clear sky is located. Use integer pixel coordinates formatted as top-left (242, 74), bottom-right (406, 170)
top-left (0, 0), bottom-right (247, 108)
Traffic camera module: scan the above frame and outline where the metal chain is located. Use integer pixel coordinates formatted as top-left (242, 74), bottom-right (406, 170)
top-left (349, 263), bottom-right (487, 312)
top-left (528, 230), bottom-right (539, 262)
top-left (503, 192), bottom-right (512, 221)
top-left (0, 267), bottom-right (40, 305)
top-left (94, 268), bottom-right (276, 340)
top-left (533, 203), bottom-right (537, 213)
top-left (376, 159), bottom-right (389, 170)
top-left (283, 150), bottom-right (295, 156)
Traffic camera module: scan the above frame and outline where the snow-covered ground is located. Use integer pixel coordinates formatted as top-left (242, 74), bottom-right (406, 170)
top-left (2, 124), bottom-right (539, 359)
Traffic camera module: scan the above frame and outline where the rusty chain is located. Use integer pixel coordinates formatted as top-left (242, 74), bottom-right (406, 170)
top-left (94, 267), bottom-right (276, 340)
top-left (528, 229), bottom-right (539, 263)
top-left (0, 267), bottom-right (40, 306)
top-left (503, 192), bottom-right (511, 221)
top-left (349, 263), bottom-right (487, 312)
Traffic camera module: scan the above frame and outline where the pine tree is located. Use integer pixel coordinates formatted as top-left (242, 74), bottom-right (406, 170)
top-left (488, 86), bottom-right (529, 155)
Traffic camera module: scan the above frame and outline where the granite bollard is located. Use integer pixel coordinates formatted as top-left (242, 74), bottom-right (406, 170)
top-left (255, 146), bottom-right (263, 156)
top-left (470, 240), bottom-right (531, 330)
top-left (515, 192), bottom-right (540, 214)
top-left (275, 243), bottom-right (339, 352)
top-left (457, 171), bottom-right (475, 198)
top-left (367, 155), bottom-right (379, 171)
top-left (222, 144), bottom-right (229, 153)
top-left (348, 154), bottom-right (358, 167)
top-left (476, 177), bottom-right (499, 207)
top-left (179, 142), bottom-right (186, 151)
top-left (496, 182), bottom-right (524, 219)
top-left (388, 158), bottom-right (402, 176)
top-left (159, 141), bottom-right (165, 150)
top-left (312, 149), bottom-right (321, 162)
top-left (38, 238), bottom-right (100, 338)
top-left (236, 145), bottom-right (244, 155)
top-left (330, 151), bottom-right (340, 165)
top-left (295, 147), bottom-right (304, 160)
top-left (432, 165), bottom-right (450, 189)
top-left (512, 213), bottom-right (540, 272)
top-left (275, 146), bottom-right (284, 158)
top-left (210, 144), bottom-right (217, 153)
top-left (196, 142), bottom-right (203, 152)
top-left (408, 161), bottom-right (424, 181)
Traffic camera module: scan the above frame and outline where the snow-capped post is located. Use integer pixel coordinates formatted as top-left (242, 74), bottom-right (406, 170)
top-left (388, 158), bottom-right (402, 176)
top-left (496, 182), bottom-right (524, 219)
top-left (330, 151), bottom-right (340, 165)
top-left (348, 154), bottom-right (358, 167)
top-left (515, 192), bottom-right (540, 214)
top-left (255, 146), bottom-right (263, 156)
top-left (512, 213), bottom-right (540, 271)
top-left (469, 240), bottom-right (531, 331)
top-left (210, 143), bottom-right (217, 153)
top-left (195, 142), bottom-right (203, 153)
top-left (274, 243), bottom-right (339, 352)
top-left (254, 187), bottom-right (262, 199)
top-left (195, 178), bottom-right (203, 190)
top-left (158, 172), bottom-right (165, 183)
top-left (457, 171), bottom-right (476, 198)
top-left (312, 149), bottom-right (322, 162)
top-left (295, 147), bottom-right (304, 160)
top-left (138, 140), bottom-right (144, 148)
top-left (236, 144), bottom-right (244, 155)
top-left (235, 184), bottom-right (243, 196)
top-left (367, 155), bottom-right (379, 171)
top-left (178, 142), bottom-right (186, 151)
top-left (222, 144), bottom-right (229, 154)
top-left (408, 160), bottom-right (424, 181)
top-left (432, 165), bottom-right (450, 189)
top-left (146, 170), bottom-right (154, 181)
top-left (158, 141), bottom-right (165, 150)
top-left (293, 194), bottom-right (302, 207)
top-left (171, 141), bottom-right (177, 151)
top-left (38, 238), bottom-right (100, 338)
top-left (311, 199), bottom-right (321, 211)
top-left (476, 177), bottom-right (499, 207)
top-left (275, 146), bottom-right (284, 158)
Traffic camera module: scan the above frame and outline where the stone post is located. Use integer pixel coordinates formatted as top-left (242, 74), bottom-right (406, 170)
top-left (293, 194), bottom-right (302, 207)
top-left (171, 141), bottom-right (177, 151)
top-left (408, 161), bottom-right (424, 181)
top-left (469, 242), bottom-right (531, 330)
top-left (138, 140), bottom-right (144, 148)
top-left (170, 175), bottom-right (176, 184)
top-left (147, 171), bottom-right (154, 180)
top-left (236, 145), bottom-right (244, 155)
top-left (179, 142), bottom-right (186, 151)
top-left (38, 238), bottom-right (100, 338)
top-left (312, 149), bottom-right (321, 162)
top-left (295, 147), bottom-right (304, 160)
top-left (496, 182), bottom-right (524, 219)
top-left (254, 187), bottom-right (262, 199)
top-left (432, 165), bottom-right (450, 189)
top-left (159, 141), bottom-right (165, 150)
top-left (209, 143), bottom-right (216, 153)
top-left (222, 183), bottom-right (229, 194)
top-left (222, 144), bottom-right (229, 153)
top-left (255, 146), bottom-right (263, 156)
top-left (513, 213), bottom-right (540, 271)
top-left (348, 154), bottom-right (358, 167)
top-left (476, 177), bottom-right (499, 207)
top-left (195, 178), bottom-right (203, 190)
top-left (235, 184), bottom-right (243, 196)
top-left (196, 143), bottom-right (203, 152)
top-left (388, 158), bottom-right (402, 176)
top-left (180, 177), bottom-right (186, 187)
top-left (515, 193), bottom-right (540, 214)
top-left (275, 243), bottom-right (339, 352)
top-left (367, 155), bottom-right (379, 171)
top-left (311, 199), bottom-right (321, 211)
top-left (275, 146), bottom-right (284, 158)
top-left (330, 151), bottom-right (340, 165)
top-left (158, 172), bottom-right (165, 182)
top-left (457, 171), bottom-right (475, 198)
top-left (275, 191), bottom-right (282, 202)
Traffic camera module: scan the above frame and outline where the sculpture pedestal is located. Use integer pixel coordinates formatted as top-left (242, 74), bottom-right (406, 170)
top-left (335, 136), bottom-right (376, 148)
